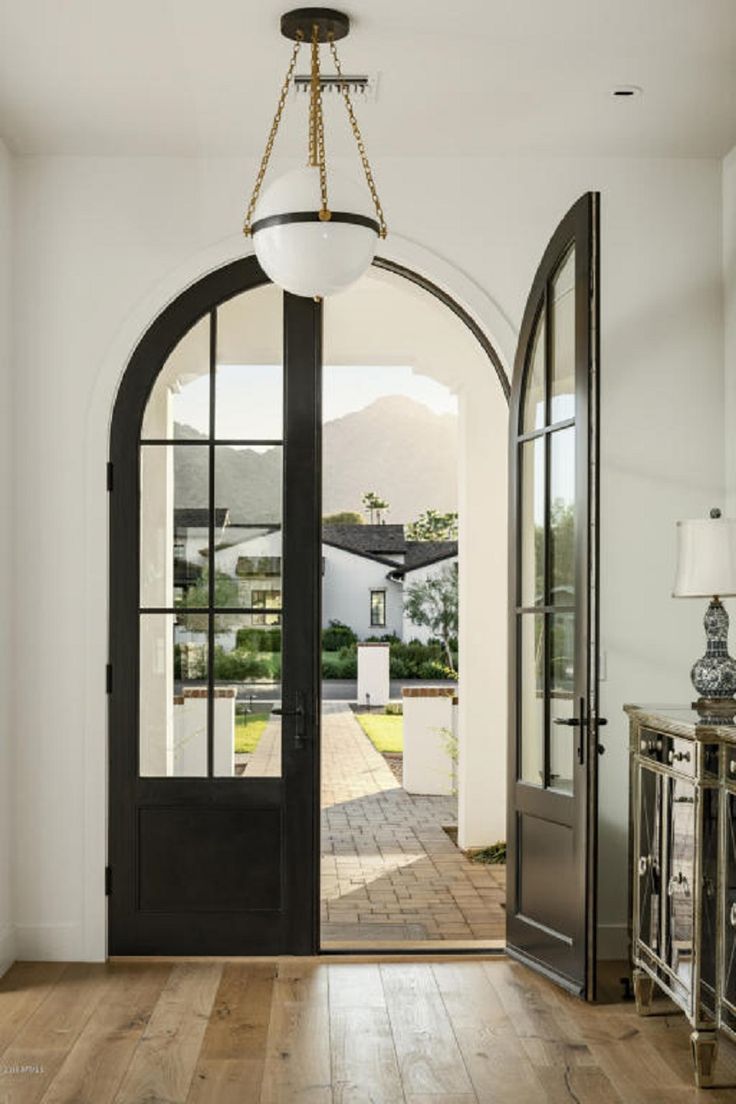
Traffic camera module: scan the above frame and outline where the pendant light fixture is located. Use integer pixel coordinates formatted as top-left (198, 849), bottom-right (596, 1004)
top-left (243, 8), bottom-right (387, 298)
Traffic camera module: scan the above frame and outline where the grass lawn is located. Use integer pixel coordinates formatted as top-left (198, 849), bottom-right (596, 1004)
top-left (234, 711), bottom-right (269, 753)
top-left (355, 712), bottom-right (403, 754)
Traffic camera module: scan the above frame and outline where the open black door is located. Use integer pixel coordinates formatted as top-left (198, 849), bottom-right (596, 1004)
top-left (108, 258), bottom-right (321, 954)
top-left (507, 193), bottom-right (601, 997)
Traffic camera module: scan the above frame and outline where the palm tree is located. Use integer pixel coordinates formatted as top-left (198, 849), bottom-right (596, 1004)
top-left (362, 491), bottom-right (390, 525)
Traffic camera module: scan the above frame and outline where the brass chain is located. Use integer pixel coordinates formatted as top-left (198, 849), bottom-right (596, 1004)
top-left (328, 34), bottom-right (388, 238)
top-left (310, 26), bottom-right (330, 217)
top-left (242, 34), bottom-right (303, 237)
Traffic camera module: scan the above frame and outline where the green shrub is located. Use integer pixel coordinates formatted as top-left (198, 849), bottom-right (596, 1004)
top-left (235, 627), bottom-right (281, 652)
top-left (322, 620), bottom-right (357, 651)
top-left (321, 652), bottom-right (357, 679)
top-left (385, 702), bottom-right (403, 715)
top-left (213, 648), bottom-right (271, 680)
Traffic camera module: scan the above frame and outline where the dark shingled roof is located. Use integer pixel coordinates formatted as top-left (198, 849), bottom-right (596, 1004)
top-left (174, 508), bottom-right (229, 530)
top-left (322, 524), bottom-right (457, 573)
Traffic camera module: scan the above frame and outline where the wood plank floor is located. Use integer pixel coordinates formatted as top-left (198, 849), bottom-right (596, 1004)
top-left (0, 958), bottom-right (735, 1103)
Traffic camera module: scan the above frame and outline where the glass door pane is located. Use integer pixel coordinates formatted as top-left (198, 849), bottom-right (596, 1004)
top-left (550, 247), bottom-right (576, 424)
top-left (137, 284), bottom-right (285, 781)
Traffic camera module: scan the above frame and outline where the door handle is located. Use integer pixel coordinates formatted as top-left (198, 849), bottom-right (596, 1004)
top-left (272, 690), bottom-right (307, 749)
top-left (554, 698), bottom-right (587, 765)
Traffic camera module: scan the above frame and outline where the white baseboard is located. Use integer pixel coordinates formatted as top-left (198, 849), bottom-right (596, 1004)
top-left (597, 923), bottom-right (628, 960)
top-left (14, 922), bottom-right (83, 962)
top-left (0, 923), bottom-right (16, 978)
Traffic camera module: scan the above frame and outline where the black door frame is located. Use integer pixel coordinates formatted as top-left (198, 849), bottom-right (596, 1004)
top-left (108, 257), bottom-right (323, 954)
top-left (107, 251), bottom-right (519, 957)
top-left (505, 192), bottom-right (601, 998)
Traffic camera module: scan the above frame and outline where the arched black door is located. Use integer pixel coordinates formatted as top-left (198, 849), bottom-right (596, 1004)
top-left (108, 258), bottom-right (322, 954)
top-left (506, 194), bottom-right (601, 997)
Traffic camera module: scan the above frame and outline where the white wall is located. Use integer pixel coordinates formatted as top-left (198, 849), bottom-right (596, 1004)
top-left (8, 151), bottom-right (725, 960)
top-left (724, 146), bottom-right (736, 515)
top-left (0, 140), bottom-right (13, 975)
top-left (322, 544), bottom-right (403, 640)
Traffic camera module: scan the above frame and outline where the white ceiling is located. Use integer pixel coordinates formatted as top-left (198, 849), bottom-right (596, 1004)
top-left (0, 0), bottom-right (734, 158)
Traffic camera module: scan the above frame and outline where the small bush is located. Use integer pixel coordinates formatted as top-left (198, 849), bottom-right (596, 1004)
top-left (322, 620), bottom-right (357, 651)
top-left (213, 648), bottom-right (271, 680)
top-left (235, 627), bottom-right (281, 652)
top-left (322, 652), bottom-right (357, 679)
top-left (385, 702), bottom-right (403, 715)
top-left (468, 841), bottom-right (507, 865)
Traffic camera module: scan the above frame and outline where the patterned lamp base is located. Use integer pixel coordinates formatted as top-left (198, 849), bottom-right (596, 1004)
top-left (691, 597), bottom-right (736, 704)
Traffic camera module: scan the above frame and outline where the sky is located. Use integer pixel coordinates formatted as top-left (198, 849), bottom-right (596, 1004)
top-left (170, 363), bottom-right (458, 443)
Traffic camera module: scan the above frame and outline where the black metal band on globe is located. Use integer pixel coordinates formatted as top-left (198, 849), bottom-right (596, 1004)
top-left (251, 210), bottom-right (381, 235)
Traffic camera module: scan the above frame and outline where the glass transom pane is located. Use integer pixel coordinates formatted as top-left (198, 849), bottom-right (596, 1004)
top-left (550, 246), bottom-right (576, 425)
top-left (522, 308), bottom-right (545, 434)
top-left (141, 316), bottom-right (210, 440)
top-left (215, 284), bottom-right (283, 442)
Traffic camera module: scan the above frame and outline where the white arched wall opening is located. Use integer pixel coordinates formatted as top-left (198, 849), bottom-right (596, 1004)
top-left (82, 233), bottom-right (516, 960)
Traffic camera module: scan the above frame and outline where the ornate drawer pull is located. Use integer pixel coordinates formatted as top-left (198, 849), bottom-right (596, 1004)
top-left (668, 871), bottom-right (688, 895)
top-left (730, 902), bottom-right (736, 929)
top-left (668, 749), bottom-right (691, 765)
top-left (639, 855), bottom-right (651, 876)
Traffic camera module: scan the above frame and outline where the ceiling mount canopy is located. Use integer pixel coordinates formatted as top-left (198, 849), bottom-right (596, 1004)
top-left (243, 7), bottom-right (388, 299)
top-left (280, 7), bottom-right (350, 43)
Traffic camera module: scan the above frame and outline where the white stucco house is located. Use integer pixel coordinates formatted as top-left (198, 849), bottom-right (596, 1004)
top-left (175, 515), bottom-right (457, 644)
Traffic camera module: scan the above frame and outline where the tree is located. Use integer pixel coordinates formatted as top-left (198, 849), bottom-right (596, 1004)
top-left (178, 568), bottom-right (240, 631)
top-left (362, 491), bottom-right (390, 525)
top-left (323, 511), bottom-right (364, 526)
top-left (406, 509), bottom-right (458, 542)
top-left (403, 563), bottom-right (458, 671)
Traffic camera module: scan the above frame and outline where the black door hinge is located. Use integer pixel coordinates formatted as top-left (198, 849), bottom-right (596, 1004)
top-left (106, 461), bottom-right (113, 492)
top-left (105, 866), bottom-right (112, 896)
top-left (106, 664), bottom-right (113, 694)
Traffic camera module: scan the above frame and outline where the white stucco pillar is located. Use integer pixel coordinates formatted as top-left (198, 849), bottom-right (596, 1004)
top-left (357, 642), bottom-right (390, 707)
top-left (456, 375), bottom-right (508, 848)
top-left (402, 687), bottom-right (456, 795)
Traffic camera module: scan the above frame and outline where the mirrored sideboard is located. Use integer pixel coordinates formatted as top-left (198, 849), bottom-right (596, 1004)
top-left (626, 704), bottom-right (736, 1088)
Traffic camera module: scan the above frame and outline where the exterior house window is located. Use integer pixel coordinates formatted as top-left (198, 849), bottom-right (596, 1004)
top-left (370, 589), bottom-right (387, 628)
top-left (252, 589), bottom-right (282, 626)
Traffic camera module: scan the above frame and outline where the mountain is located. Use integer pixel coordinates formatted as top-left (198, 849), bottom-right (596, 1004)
top-left (174, 395), bottom-right (458, 525)
top-left (322, 395), bottom-right (457, 518)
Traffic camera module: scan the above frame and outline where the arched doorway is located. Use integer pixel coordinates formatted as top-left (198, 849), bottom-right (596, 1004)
top-left (107, 255), bottom-right (508, 955)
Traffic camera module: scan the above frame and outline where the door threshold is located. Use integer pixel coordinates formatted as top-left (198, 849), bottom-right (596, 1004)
top-left (108, 941), bottom-right (506, 964)
top-left (321, 938), bottom-right (505, 955)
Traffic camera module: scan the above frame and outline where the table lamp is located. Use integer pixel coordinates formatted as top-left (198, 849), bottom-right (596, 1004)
top-left (673, 508), bottom-right (736, 707)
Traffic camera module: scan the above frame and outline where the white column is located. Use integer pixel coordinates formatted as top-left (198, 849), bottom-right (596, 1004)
top-left (402, 687), bottom-right (456, 796)
top-left (457, 375), bottom-right (508, 847)
top-left (357, 642), bottom-right (390, 707)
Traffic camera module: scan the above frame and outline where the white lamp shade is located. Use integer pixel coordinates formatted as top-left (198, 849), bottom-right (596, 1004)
top-left (252, 166), bottom-right (379, 298)
top-left (673, 517), bottom-right (736, 597)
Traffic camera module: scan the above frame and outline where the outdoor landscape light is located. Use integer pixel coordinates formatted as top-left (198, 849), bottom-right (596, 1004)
top-left (243, 8), bottom-right (387, 298)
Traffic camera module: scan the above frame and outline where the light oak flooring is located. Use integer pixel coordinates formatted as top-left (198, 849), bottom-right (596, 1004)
top-left (1, 957), bottom-right (736, 1103)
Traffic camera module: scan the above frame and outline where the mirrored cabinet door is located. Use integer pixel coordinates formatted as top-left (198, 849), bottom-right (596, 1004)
top-left (724, 791), bottom-right (736, 1013)
top-left (637, 766), bottom-right (662, 957)
top-left (664, 775), bottom-right (695, 1002)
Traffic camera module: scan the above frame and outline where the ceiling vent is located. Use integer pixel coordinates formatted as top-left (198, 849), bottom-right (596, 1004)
top-left (293, 73), bottom-right (379, 102)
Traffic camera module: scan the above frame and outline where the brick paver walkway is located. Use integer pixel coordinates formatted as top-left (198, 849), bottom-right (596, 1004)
top-left (319, 702), bottom-right (506, 944)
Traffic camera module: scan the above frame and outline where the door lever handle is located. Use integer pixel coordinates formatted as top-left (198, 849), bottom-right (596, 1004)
top-left (272, 692), bottom-right (307, 749)
top-left (553, 717), bottom-right (581, 726)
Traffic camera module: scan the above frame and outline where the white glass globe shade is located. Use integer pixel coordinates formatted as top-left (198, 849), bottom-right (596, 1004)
top-left (252, 166), bottom-right (379, 298)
